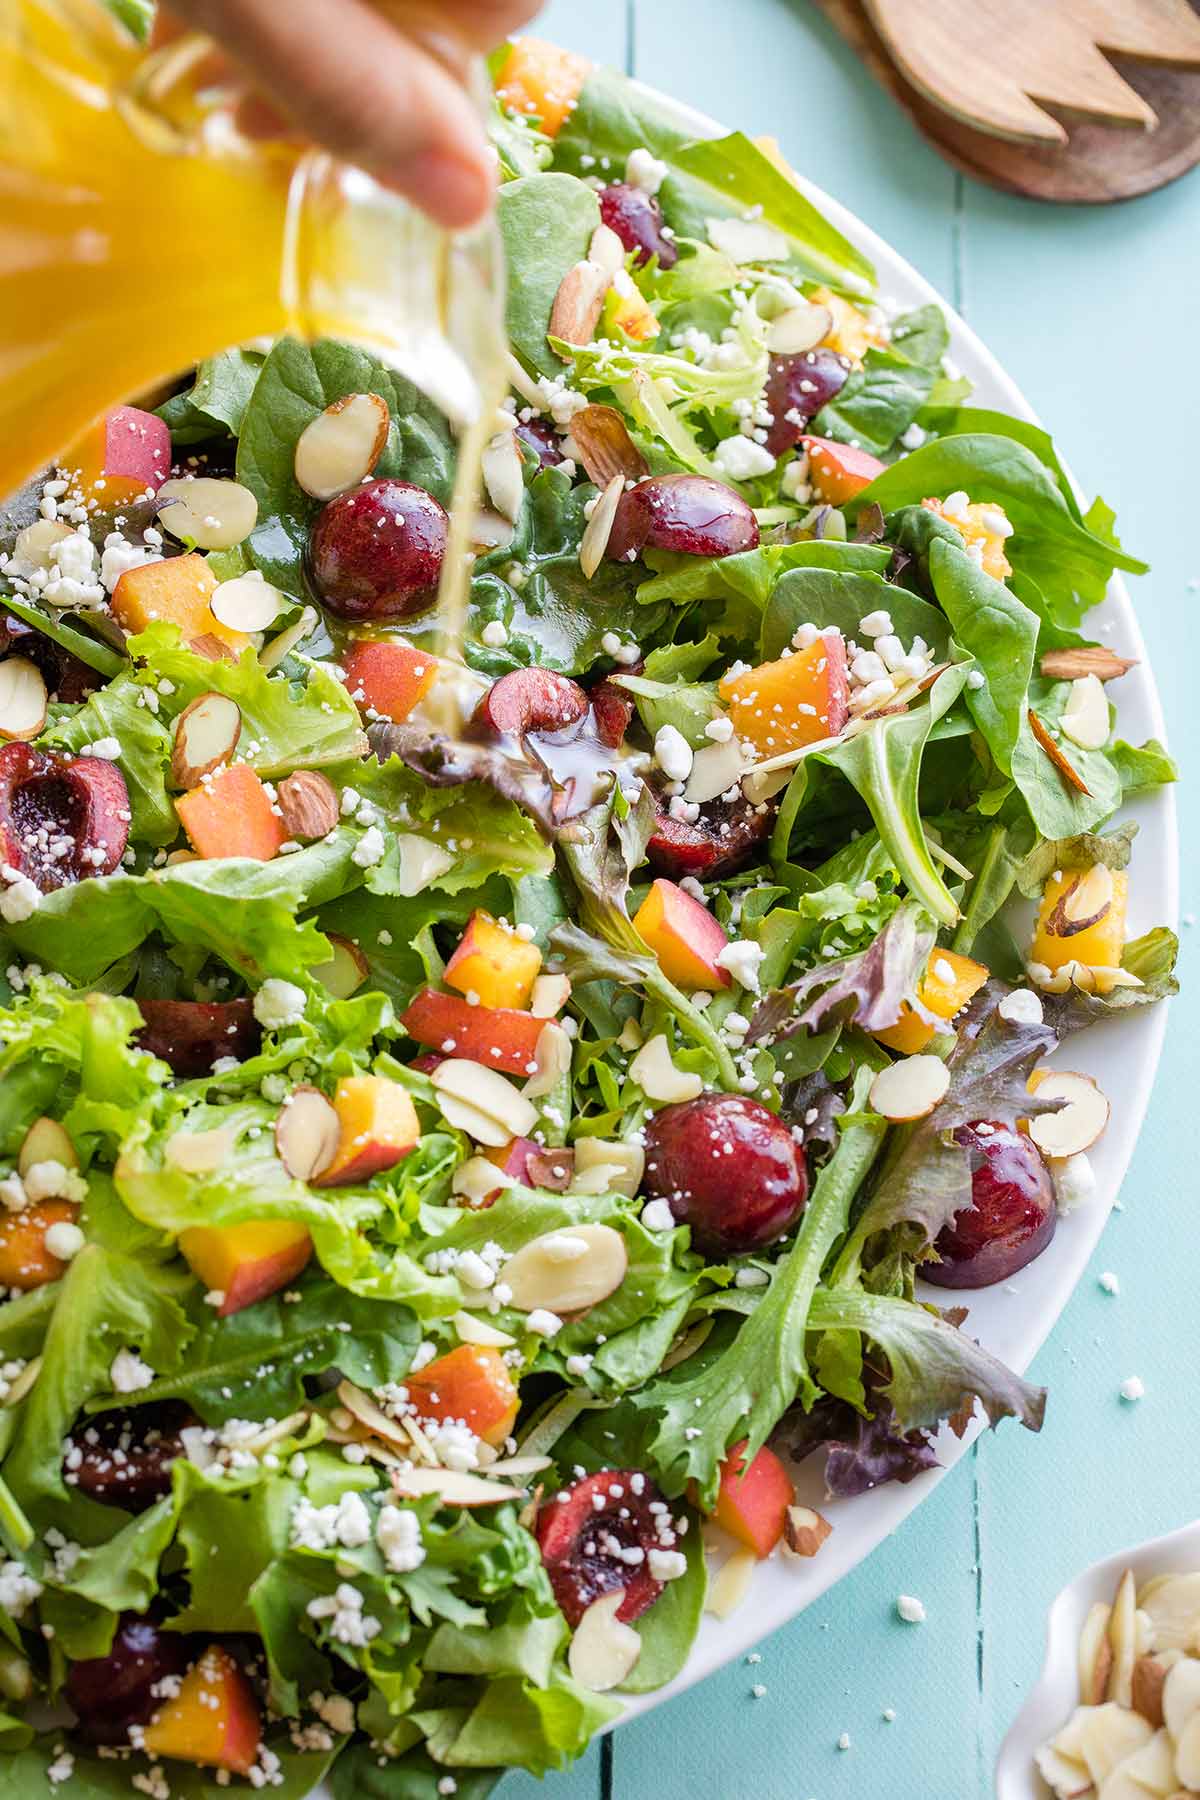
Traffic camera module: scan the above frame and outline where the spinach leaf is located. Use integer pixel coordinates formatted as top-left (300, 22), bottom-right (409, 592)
top-left (1109, 736), bottom-right (1178, 797)
top-left (496, 174), bottom-right (600, 377)
top-left (916, 405), bottom-right (1082, 517)
top-left (236, 338), bottom-right (456, 595)
top-left (814, 304), bottom-right (948, 457)
top-left (1010, 679), bottom-right (1122, 838)
top-left (928, 538), bottom-right (1038, 773)
top-left (761, 566), bottom-right (949, 663)
top-left (157, 349), bottom-right (266, 446)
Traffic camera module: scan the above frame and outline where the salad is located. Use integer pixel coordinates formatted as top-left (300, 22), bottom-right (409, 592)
top-left (0, 34), bottom-right (1180, 1800)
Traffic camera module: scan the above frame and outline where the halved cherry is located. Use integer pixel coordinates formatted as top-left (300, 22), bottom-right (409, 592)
top-left (537, 1470), bottom-right (673, 1626)
top-left (643, 1095), bottom-right (809, 1257)
top-left (134, 999), bottom-right (261, 1077)
top-left (474, 668), bottom-right (589, 737)
top-left (66, 1613), bottom-right (194, 1746)
top-left (646, 793), bottom-right (773, 882)
top-left (590, 672), bottom-right (638, 749)
top-left (923, 1121), bottom-right (1056, 1289)
top-left (0, 743), bottom-right (130, 892)
top-left (67, 1402), bottom-right (194, 1513)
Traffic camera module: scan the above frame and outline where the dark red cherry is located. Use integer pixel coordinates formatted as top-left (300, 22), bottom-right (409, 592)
top-left (643, 1095), bottom-right (808, 1257)
top-left (0, 744), bottom-right (129, 892)
top-left (647, 792), bottom-right (773, 882)
top-left (474, 668), bottom-right (589, 737)
top-left (134, 998), bottom-right (261, 1077)
top-left (607, 475), bottom-right (759, 564)
top-left (67, 1402), bottom-right (194, 1512)
top-left (923, 1121), bottom-right (1056, 1289)
top-left (1, 612), bottom-right (96, 702)
top-left (598, 183), bottom-right (678, 269)
top-left (764, 348), bottom-right (851, 457)
top-left (589, 671), bottom-right (639, 748)
top-left (308, 478), bottom-right (448, 621)
top-left (66, 1613), bottom-right (193, 1746)
top-left (515, 417), bottom-right (565, 469)
top-left (537, 1470), bottom-right (675, 1626)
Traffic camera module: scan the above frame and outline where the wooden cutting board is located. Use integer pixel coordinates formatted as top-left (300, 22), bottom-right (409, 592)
top-left (814, 0), bottom-right (1200, 202)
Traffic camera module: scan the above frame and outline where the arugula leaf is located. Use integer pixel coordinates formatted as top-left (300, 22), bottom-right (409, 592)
top-left (928, 538), bottom-right (1038, 774)
top-left (497, 174), bottom-right (601, 376)
top-left (156, 349), bottom-right (267, 446)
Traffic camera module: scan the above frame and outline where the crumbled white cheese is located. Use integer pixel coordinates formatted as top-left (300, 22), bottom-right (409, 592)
top-left (43, 1221), bottom-right (85, 1262)
top-left (526, 1307), bottom-right (564, 1337)
top-left (626, 146), bottom-right (668, 195)
top-left (653, 723), bottom-right (693, 784)
top-left (715, 938), bottom-right (765, 994)
top-left (0, 1560), bottom-right (42, 1618)
top-left (896, 1594), bottom-right (926, 1624)
top-left (376, 1503), bottom-right (425, 1573)
top-left (858, 610), bottom-right (894, 639)
top-left (1099, 1271), bottom-right (1120, 1295)
top-left (351, 824), bottom-right (386, 869)
top-left (305, 1582), bottom-right (381, 1648)
top-left (713, 435), bottom-right (776, 482)
top-left (1119, 1376), bottom-right (1145, 1403)
top-left (640, 1198), bottom-right (677, 1233)
top-left (110, 1349), bottom-right (155, 1393)
top-left (648, 1547), bottom-right (688, 1581)
top-left (0, 870), bottom-right (40, 924)
top-left (1053, 1151), bottom-right (1096, 1214)
top-left (997, 988), bottom-right (1043, 1026)
top-left (253, 978), bottom-right (307, 1029)
top-left (22, 1160), bottom-right (87, 1205)
top-left (480, 619), bottom-right (508, 648)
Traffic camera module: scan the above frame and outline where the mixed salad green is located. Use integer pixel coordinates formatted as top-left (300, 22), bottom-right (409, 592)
top-left (0, 39), bottom-right (1179, 1799)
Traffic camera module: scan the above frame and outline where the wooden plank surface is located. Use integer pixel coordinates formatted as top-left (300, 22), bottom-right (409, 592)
top-left (506, 3), bottom-right (1200, 1794)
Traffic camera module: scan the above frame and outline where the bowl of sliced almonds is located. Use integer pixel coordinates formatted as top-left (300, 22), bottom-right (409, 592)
top-left (997, 1518), bottom-right (1200, 1798)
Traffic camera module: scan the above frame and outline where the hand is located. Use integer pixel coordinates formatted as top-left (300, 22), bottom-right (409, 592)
top-left (155, 0), bottom-right (542, 227)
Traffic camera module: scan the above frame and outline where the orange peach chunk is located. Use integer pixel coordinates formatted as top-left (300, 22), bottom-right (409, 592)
top-left (1032, 866), bottom-right (1127, 973)
top-left (875, 949), bottom-right (989, 1055)
top-left (801, 435), bottom-right (886, 505)
top-left (179, 1220), bottom-right (313, 1317)
top-left (922, 495), bottom-right (1013, 580)
top-left (143, 1645), bottom-right (261, 1776)
top-left (400, 989), bottom-right (545, 1076)
top-left (405, 1345), bottom-right (519, 1447)
top-left (495, 38), bottom-right (590, 137)
top-left (176, 764), bottom-right (286, 862)
top-left (66, 404), bottom-right (171, 506)
top-left (718, 629), bottom-right (849, 758)
top-left (444, 910), bottom-right (543, 1011)
top-left (111, 553), bottom-right (249, 653)
top-left (633, 878), bottom-right (731, 992)
top-left (342, 640), bottom-right (437, 722)
top-left (314, 1075), bottom-right (420, 1187)
top-left (0, 1200), bottom-right (80, 1291)
top-left (712, 1441), bottom-right (795, 1558)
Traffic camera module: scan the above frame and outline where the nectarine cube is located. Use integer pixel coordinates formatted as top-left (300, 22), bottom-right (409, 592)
top-left (495, 37), bottom-right (590, 136)
top-left (605, 277), bottom-right (659, 344)
top-left (342, 640), bottom-right (437, 722)
top-left (314, 1075), bottom-right (420, 1187)
top-left (633, 879), bottom-right (731, 993)
top-left (444, 910), bottom-right (543, 1011)
top-left (712, 1441), bottom-right (794, 1559)
top-left (176, 764), bottom-right (286, 862)
top-left (1032, 865), bottom-right (1127, 973)
top-left (875, 949), bottom-right (989, 1055)
top-left (718, 630), bottom-right (848, 758)
top-left (808, 286), bottom-right (888, 365)
top-left (400, 989), bottom-right (545, 1076)
top-left (922, 496), bottom-right (1013, 580)
top-left (143, 1645), bottom-right (261, 1776)
top-left (405, 1345), bottom-right (519, 1447)
top-left (111, 552), bottom-right (249, 653)
top-left (66, 404), bottom-right (171, 506)
top-left (0, 1200), bottom-right (80, 1291)
top-left (179, 1219), bottom-right (312, 1316)
top-left (801, 435), bottom-right (886, 506)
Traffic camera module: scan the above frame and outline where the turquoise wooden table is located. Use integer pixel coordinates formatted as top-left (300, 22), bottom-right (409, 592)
top-left (504, 4), bottom-right (1200, 1795)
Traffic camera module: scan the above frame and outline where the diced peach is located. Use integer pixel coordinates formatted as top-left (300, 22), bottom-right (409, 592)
top-left (633, 878), bottom-right (731, 992)
top-left (314, 1075), bottom-right (420, 1187)
top-left (342, 640), bottom-right (437, 723)
top-left (176, 764), bottom-right (286, 862)
top-left (718, 629), bottom-right (848, 758)
top-left (604, 279), bottom-right (659, 344)
top-left (801, 435), bottom-right (886, 505)
top-left (1032, 867), bottom-right (1128, 973)
top-left (111, 552), bottom-right (249, 653)
top-left (404, 1345), bottom-right (519, 1448)
top-left (444, 910), bottom-right (543, 1011)
top-left (808, 286), bottom-right (888, 365)
top-left (875, 949), bottom-right (989, 1055)
top-left (179, 1219), bottom-right (312, 1317)
top-left (66, 404), bottom-right (171, 506)
top-left (400, 988), bottom-right (545, 1076)
top-left (711, 1441), bottom-right (795, 1559)
top-left (0, 1200), bottom-right (79, 1292)
top-left (485, 1136), bottom-right (541, 1180)
top-left (143, 1645), bottom-right (261, 1777)
top-left (495, 37), bottom-right (590, 137)
top-left (922, 496), bottom-right (1013, 580)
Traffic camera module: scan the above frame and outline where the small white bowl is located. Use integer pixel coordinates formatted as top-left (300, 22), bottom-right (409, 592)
top-left (995, 1517), bottom-right (1200, 1799)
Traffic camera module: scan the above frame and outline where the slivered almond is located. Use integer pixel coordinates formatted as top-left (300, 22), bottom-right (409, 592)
top-left (570, 405), bottom-right (649, 487)
top-left (431, 1059), bottom-right (538, 1145)
top-left (580, 473), bottom-right (626, 580)
top-left (1, 1356), bottom-right (40, 1407)
top-left (294, 392), bottom-right (389, 500)
top-left (391, 1466), bottom-right (527, 1507)
top-left (18, 1118), bottom-right (77, 1177)
top-left (1161, 1656), bottom-right (1200, 1738)
top-left (156, 476), bottom-right (258, 550)
top-left (869, 1054), bottom-right (950, 1122)
top-left (481, 430), bottom-right (526, 524)
top-left (1029, 708), bottom-right (1091, 796)
top-left (276, 769), bottom-right (338, 840)
top-left (0, 658), bottom-right (47, 741)
top-left (211, 571), bottom-right (283, 634)
top-left (1029, 1072), bottom-right (1110, 1159)
top-left (572, 1137), bottom-right (644, 1198)
top-left (782, 1505), bottom-right (832, 1558)
top-left (312, 934), bottom-right (368, 999)
top-left (13, 519), bottom-right (72, 571)
top-left (472, 509), bottom-right (516, 552)
top-left (550, 259), bottom-right (611, 356)
top-left (1041, 646), bottom-right (1138, 683)
top-left (628, 1034), bottom-right (703, 1105)
top-left (523, 1022), bottom-right (573, 1099)
top-left (530, 973), bottom-right (571, 1019)
top-left (568, 1591), bottom-right (642, 1692)
top-left (1107, 1568), bottom-right (1138, 1707)
top-left (1079, 1599), bottom-right (1114, 1705)
top-left (1139, 1573), bottom-right (1200, 1651)
top-left (259, 604), bottom-right (319, 672)
top-left (275, 1085), bottom-right (339, 1181)
top-left (170, 691), bottom-right (241, 788)
top-left (767, 302), bottom-right (833, 354)
top-left (452, 1310), bottom-right (515, 1348)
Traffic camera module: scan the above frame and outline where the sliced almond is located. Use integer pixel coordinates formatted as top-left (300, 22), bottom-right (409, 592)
top-left (156, 476), bottom-right (258, 551)
top-left (1108, 1568), bottom-right (1138, 1708)
top-left (1174, 1711), bottom-right (1200, 1787)
top-left (707, 1547), bottom-right (757, 1618)
top-left (190, 633), bottom-right (238, 665)
top-left (580, 473), bottom-right (626, 581)
top-left (549, 259), bottom-right (611, 357)
top-left (277, 769), bottom-right (339, 842)
top-left (13, 519), bottom-right (72, 571)
top-left (170, 691), bottom-right (242, 788)
top-left (1077, 1702), bottom-right (1152, 1786)
top-left (767, 302), bottom-right (833, 354)
top-left (259, 604), bottom-right (319, 673)
top-left (782, 1505), bottom-right (831, 1558)
top-left (483, 1453), bottom-right (553, 1479)
top-left (275, 1085), bottom-right (339, 1182)
top-left (502, 1223), bottom-right (627, 1315)
top-left (472, 509), bottom-right (517, 552)
top-left (1132, 1654), bottom-right (1174, 1729)
top-left (572, 1137), bottom-right (644, 1199)
top-left (1060, 674), bottom-right (1111, 752)
top-left (628, 1034), bottom-right (703, 1105)
top-left (588, 223), bottom-right (627, 278)
top-left (706, 217), bottom-right (791, 264)
top-left (481, 431), bottom-right (526, 525)
top-left (1041, 646), bottom-right (1138, 683)
top-left (431, 1059), bottom-right (538, 1146)
top-left (870, 1054), bottom-right (950, 1122)
top-left (451, 1310), bottom-right (515, 1349)
top-left (1058, 863), bottom-right (1116, 931)
top-left (163, 1124), bottom-right (238, 1174)
top-left (210, 572), bottom-right (283, 635)
top-left (1080, 1601), bottom-right (1114, 1706)
top-left (1, 1356), bottom-right (40, 1408)
top-left (294, 393), bottom-right (389, 500)
top-left (569, 404), bottom-right (649, 488)
top-left (1029, 707), bottom-right (1092, 797)
top-left (336, 1379), bottom-right (412, 1449)
top-left (1140, 1575), bottom-right (1200, 1653)
top-left (1161, 1657), bottom-right (1200, 1741)
top-left (1033, 1740), bottom-right (1092, 1799)
top-left (1029, 1072), bottom-right (1111, 1159)
top-left (391, 1465), bottom-right (527, 1507)
top-left (522, 1022), bottom-right (573, 1100)
top-left (18, 1118), bottom-right (77, 1178)
top-left (451, 1156), bottom-right (504, 1206)
top-left (685, 737), bottom-right (748, 806)
top-left (0, 658), bottom-right (47, 741)
top-left (568, 1590), bottom-right (642, 1692)
top-left (392, 833), bottom-right (455, 898)
top-left (530, 973), bottom-right (571, 1019)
